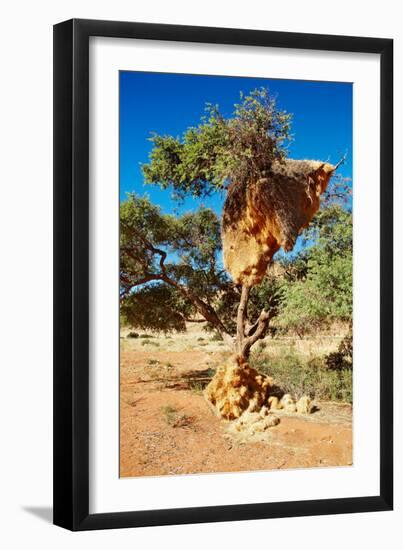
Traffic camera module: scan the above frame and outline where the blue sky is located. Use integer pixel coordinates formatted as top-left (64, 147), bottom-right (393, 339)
top-left (119, 71), bottom-right (352, 218)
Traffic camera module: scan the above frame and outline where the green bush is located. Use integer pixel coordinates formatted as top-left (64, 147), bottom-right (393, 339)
top-left (325, 332), bottom-right (353, 370)
top-left (250, 350), bottom-right (352, 403)
top-left (127, 331), bottom-right (139, 338)
top-left (278, 206), bottom-right (352, 336)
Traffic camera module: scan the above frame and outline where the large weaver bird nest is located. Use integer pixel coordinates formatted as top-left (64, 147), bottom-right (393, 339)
top-left (222, 159), bottom-right (335, 286)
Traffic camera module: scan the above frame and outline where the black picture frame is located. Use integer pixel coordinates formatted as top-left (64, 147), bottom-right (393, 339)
top-left (53, 18), bottom-right (393, 531)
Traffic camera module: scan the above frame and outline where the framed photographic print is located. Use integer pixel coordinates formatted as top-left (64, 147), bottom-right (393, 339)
top-left (53, 19), bottom-right (393, 530)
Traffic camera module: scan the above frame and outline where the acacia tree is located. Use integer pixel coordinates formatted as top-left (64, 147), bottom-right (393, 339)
top-left (137, 89), bottom-right (290, 355)
top-left (122, 88), bottom-right (343, 418)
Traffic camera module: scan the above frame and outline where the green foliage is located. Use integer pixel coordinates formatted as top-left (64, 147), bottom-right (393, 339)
top-left (120, 193), bottom-right (233, 333)
top-left (142, 88), bottom-right (292, 199)
top-left (210, 271), bottom-right (283, 335)
top-left (278, 205), bottom-right (352, 335)
top-left (121, 285), bottom-right (188, 333)
top-left (251, 350), bottom-right (353, 403)
top-left (248, 272), bottom-right (283, 322)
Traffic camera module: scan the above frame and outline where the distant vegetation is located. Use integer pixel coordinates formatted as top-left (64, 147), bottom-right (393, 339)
top-left (251, 333), bottom-right (353, 404)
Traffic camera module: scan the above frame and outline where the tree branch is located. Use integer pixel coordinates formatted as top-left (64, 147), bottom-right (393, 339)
top-left (234, 284), bottom-right (275, 359)
top-left (245, 318), bottom-right (259, 337)
top-left (160, 272), bottom-right (233, 346)
top-left (121, 237), bottom-right (234, 348)
top-left (235, 285), bottom-right (250, 355)
top-left (176, 312), bottom-right (206, 323)
top-left (244, 309), bottom-right (272, 348)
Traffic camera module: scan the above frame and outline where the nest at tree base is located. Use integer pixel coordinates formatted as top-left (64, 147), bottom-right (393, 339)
top-left (205, 158), bottom-right (337, 420)
top-left (204, 357), bottom-right (314, 420)
top-left (204, 356), bottom-right (273, 420)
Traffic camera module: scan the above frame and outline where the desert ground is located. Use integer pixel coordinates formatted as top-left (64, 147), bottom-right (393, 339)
top-left (120, 325), bottom-right (352, 478)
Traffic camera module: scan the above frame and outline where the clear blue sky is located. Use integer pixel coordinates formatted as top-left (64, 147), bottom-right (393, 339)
top-left (119, 71), bottom-right (352, 217)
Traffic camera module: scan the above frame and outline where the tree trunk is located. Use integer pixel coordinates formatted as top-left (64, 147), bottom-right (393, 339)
top-left (204, 284), bottom-right (274, 419)
top-left (235, 285), bottom-right (251, 357)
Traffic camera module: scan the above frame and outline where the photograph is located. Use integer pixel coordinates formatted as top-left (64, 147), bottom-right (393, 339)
top-left (0, 0), bottom-right (396, 541)
top-left (119, 71), bottom-right (353, 478)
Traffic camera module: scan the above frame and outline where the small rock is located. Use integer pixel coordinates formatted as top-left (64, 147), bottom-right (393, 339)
top-left (253, 421), bottom-right (265, 433)
top-left (242, 411), bottom-right (261, 424)
top-left (296, 395), bottom-right (313, 414)
top-left (281, 394), bottom-right (297, 412)
top-left (263, 415), bottom-right (280, 428)
top-left (259, 406), bottom-right (270, 418)
top-left (268, 396), bottom-right (281, 410)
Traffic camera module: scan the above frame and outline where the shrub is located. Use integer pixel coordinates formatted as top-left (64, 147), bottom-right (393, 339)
top-left (189, 380), bottom-right (205, 394)
top-left (205, 367), bottom-right (216, 378)
top-left (325, 332), bottom-right (353, 371)
top-left (127, 331), bottom-right (139, 338)
top-left (250, 350), bottom-right (352, 403)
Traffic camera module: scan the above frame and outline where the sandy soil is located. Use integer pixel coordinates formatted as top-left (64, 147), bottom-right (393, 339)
top-left (120, 336), bottom-right (352, 478)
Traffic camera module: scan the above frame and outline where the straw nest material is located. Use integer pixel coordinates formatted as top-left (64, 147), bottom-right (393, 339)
top-left (222, 159), bottom-right (335, 286)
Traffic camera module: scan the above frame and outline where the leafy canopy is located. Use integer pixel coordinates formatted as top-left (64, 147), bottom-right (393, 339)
top-left (120, 194), bottom-right (282, 336)
top-left (142, 88), bottom-right (292, 199)
top-left (120, 194), bottom-right (230, 333)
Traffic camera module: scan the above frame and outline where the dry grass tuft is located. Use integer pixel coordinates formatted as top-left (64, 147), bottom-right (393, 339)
top-left (160, 405), bottom-right (196, 429)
